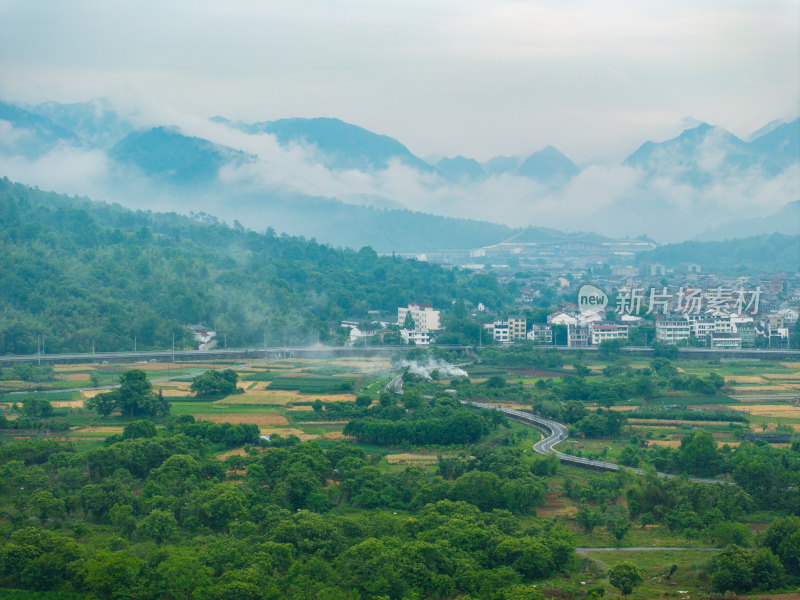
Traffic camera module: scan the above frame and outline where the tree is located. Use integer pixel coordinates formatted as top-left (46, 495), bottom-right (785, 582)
top-left (86, 369), bottom-right (169, 417)
top-left (22, 398), bottom-right (53, 419)
top-left (599, 338), bottom-right (626, 357)
top-left (29, 490), bottom-right (65, 522)
top-left (677, 431), bottom-right (722, 477)
top-left (709, 545), bottom-right (754, 593)
top-left (575, 504), bottom-right (602, 533)
top-left (134, 509), bottom-right (178, 544)
top-left (190, 369), bottom-right (238, 397)
top-left (122, 419), bottom-right (157, 439)
top-left (607, 561), bottom-right (643, 599)
top-left (84, 550), bottom-right (142, 599)
top-left (606, 512), bottom-right (632, 546)
top-left (760, 516), bottom-right (800, 576)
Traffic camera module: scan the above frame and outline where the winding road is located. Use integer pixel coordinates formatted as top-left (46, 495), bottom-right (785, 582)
top-left (464, 401), bottom-right (734, 486)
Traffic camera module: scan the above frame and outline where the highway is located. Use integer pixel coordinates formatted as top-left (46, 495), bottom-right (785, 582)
top-left (2, 344), bottom-right (799, 366)
top-left (464, 401), bottom-right (734, 485)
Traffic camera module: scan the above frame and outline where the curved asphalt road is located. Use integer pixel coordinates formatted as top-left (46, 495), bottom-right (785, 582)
top-left (464, 401), bottom-right (734, 486)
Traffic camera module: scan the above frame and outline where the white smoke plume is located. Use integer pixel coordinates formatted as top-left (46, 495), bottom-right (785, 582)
top-left (398, 359), bottom-right (468, 380)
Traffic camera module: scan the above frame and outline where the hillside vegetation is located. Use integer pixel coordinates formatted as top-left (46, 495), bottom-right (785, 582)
top-left (0, 179), bottom-right (510, 355)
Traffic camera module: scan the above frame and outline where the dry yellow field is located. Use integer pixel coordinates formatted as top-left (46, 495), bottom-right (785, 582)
top-left (50, 400), bottom-right (84, 408)
top-left (216, 390), bottom-right (356, 406)
top-left (628, 418), bottom-right (733, 427)
top-left (763, 373), bottom-right (800, 380)
top-left (194, 414), bottom-right (289, 426)
top-left (729, 385), bottom-right (792, 393)
top-left (647, 440), bottom-right (683, 448)
top-left (54, 364), bottom-right (94, 372)
top-left (158, 389), bottom-right (193, 397)
top-left (729, 405), bottom-right (800, 418)
top-left (332, 358), bottom-right (391, 369)
top-left (322, 431), bottom-right (352, 441)
top-left (724, 376), bottom-right (766, 384)
top-left (216, 447), bottom-right (253, 459)
top-left (241, 382), bottom-right (271, 392)
top-left (59, 373), bottom-right (91, 381)
top-left (780, 362), bottom-right (800, 369)
top-left (258, 427), bottom-right (318, 441)
top-left (156, 381), bottom-right (192, 389)
top-left (386, 453), bottom-right (439, 465)
top-left (76, 426), bottom-right (124, 434)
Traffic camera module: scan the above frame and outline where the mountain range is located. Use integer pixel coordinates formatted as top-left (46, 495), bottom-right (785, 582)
top-left (0, 98), bottom-right (797, 248)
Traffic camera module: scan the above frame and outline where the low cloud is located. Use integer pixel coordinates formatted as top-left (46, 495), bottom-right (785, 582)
top-left (0, 101), bottom-right (796, 245)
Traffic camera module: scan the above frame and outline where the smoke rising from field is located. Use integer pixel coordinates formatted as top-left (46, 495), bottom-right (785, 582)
top-left (399, 359), bottom-right (468, 380)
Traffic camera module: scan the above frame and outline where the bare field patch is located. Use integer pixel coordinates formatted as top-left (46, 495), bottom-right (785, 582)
top-left (331, 358), bottom-right (391, 369)
top-left (729, 405), bottom-right (800, 418)
top-left (54, 364), bottom-right (96, 372)
top-left (725, 375), bottom-right (766, 384)
top-left (195, 414), bottom-right (289, 426)
top-left (322, 431), bottom-right (353, 441)
top-left (160, 390), bottom-right (193, 397)
top-left (780, 362), bottom-right (800, 369)
top-left (215, 394), bottom-right (296, 406)
top-left (386, 453), bottom-right (439, 466)
top-left (628, 418), bottom-right (733, 426)
top-left (730, 385), bottom-right (791, 392)
top-left (216, 447), bottom-right (253, 459)
top-left (493, 402), bottom-right (531, 411)
top-left (763, 373), bottom-right (800, 380)
top-left (76, 426), bottom-right (123, 434)
top-left (59, 373), bottom-right (91, 382)
top-left (648, 440), bottom-right (685, 448)
top-left (259, 427), bottom-right (319, 441)
top-left (242, 382), bottom-right (270, 392)
top-left (50, 400), bottom-right (84, 408)
top-left (220, 390), bottom-right (356, 406)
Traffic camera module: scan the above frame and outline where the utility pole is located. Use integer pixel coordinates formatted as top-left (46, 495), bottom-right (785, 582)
top-left (37, 335), bottom-right (41, 366)
top-left (172, 333), bottom-right (175, 363)
top-left (134, 336), bottom-right (137, 352)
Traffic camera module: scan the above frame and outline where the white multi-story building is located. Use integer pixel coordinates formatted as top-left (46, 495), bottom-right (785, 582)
top-left (655, 318), bottom-right (692, 343)
top-left (400, 329), bottom-right (431, 345)
top-left (527, 324), bottom-right (553, 344)
top-left (547, 311), bottom-right (578, 327)
top-left (397, 303), bottom-right (441, 331)
top-left (567, 324), bottom-right (590, 347)
top-left (710, 332), bottom-right (742, 349)
top-left (589, 322), bottom-right (629, 345)
top-left (491, 321), bottom-right (511, 343)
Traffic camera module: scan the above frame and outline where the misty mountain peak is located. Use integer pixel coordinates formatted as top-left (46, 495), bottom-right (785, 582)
top-left (216, 116), bottom-right (433, 172)
top-left (515, 145), bottom-right (580, 184)
top-left (109, 126), bottom-right (248, 185)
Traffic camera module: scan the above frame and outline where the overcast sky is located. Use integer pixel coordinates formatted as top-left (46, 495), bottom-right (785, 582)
top-left (1, 0), bottom-right (798, 163)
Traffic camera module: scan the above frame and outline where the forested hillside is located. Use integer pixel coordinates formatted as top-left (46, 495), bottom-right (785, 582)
top-left (639, 233), bottom-right (799, 274)
top-left (0, 179), bottom-right (511, 354)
